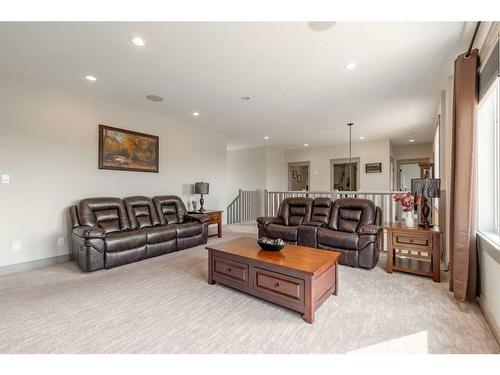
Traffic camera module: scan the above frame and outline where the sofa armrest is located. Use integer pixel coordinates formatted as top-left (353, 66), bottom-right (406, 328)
top-left (72, 226), bottom-right (106, 239)
top-left (358, 224), bottom-right (382, 235)
top-left (302, 221), bottom-right (327, 227)
top-left (257, 216), bottom-right (282, 226)
top-left (185, 213), bottom-right (209, 224)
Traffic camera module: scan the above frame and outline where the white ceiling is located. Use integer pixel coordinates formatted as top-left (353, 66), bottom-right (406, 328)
top-left (0, 22), bottom-right (474, 149)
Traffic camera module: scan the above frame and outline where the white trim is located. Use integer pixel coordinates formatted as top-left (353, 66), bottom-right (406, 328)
top-left (0, 254), bottom-right (72, 276)
top-left (478, 296), bottom-right (500, 347)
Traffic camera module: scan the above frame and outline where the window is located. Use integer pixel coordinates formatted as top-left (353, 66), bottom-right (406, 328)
top-left (477, 77), bottom-right (500, 245)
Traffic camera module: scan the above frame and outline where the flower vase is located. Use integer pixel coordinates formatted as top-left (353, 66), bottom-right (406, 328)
top-left (404, 211), bottom-right (414, 227)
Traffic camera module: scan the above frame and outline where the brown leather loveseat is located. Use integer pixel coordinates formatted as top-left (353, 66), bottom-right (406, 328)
top-left (70, 195), bottom-right (208, 272)
top-left (257, 197), bottom-right (382, 269)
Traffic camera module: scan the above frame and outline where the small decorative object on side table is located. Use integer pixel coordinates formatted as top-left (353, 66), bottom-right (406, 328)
top-left (385, 222), bottom-right (442, 282)
top-left (189, 209), bottom-right (223, 238)
top-left (194, 182), bottom-right (209, 212)
top-left (392, 192), bottom-right (420, 227)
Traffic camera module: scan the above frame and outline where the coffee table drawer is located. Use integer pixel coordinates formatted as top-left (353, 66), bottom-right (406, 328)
top-left (253, 267), bottom-right (304, 303)
top-left (213, 257), bottom-right (249, 285)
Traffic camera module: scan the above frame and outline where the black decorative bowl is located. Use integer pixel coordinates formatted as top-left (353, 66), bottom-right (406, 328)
top-left (257, 238), bottom-right (285, 251)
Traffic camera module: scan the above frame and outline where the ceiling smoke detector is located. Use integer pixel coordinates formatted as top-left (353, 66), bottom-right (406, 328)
top-left (146, 95), bottom-right (164, 102)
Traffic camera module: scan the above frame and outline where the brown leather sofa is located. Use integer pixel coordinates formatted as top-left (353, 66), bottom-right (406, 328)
top-left (70, 195), bottom-right (208, 272)
top-left (257, 197), bottom-right (382, 269)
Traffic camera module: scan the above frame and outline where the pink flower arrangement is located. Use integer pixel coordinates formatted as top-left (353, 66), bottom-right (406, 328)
top-left (392, 192), bottom-right (421, 212)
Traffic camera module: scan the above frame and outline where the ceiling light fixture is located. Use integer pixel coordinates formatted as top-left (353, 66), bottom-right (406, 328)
top-left (193, 112), bottom-right (200, 117)
top-left (359, 136), bottom-right (365, 140)
top-left (264, 136), bottom-right (269, 140)
top-left (146, 95), bottom-right (163, 102)
top-left (304, 143), bottom-right (309, 147)
top-left (409, 139), bottom-right (415, 143)
top-left (130, 36), bottom-right (146, 47)
top-left (85, 75), bottom-right (97, 81)
top-left (344, 62), bottom-right (357, 70)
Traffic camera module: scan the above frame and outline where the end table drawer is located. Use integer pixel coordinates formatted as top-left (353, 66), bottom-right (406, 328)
top-left (393, 233), bottom-right (431, 249)
top-left (214, 257), bottom-right (248, 285)
top-left (253, 268), bottom-right (304, 303)
top-left (207, 212), bottom-right (220, 222)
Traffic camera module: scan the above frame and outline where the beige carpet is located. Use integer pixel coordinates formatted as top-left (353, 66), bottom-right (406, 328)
top-left (0, 224), bottom-right (498, 354)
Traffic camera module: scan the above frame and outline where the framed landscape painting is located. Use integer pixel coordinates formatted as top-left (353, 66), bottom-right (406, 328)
top-left (98, 125), bottom-right (159, 173)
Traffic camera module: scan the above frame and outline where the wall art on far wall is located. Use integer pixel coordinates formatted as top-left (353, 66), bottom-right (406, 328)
top-left (99, 124), bottom-right (159, 173)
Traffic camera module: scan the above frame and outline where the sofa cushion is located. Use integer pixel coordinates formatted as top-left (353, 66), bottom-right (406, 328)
top-left (153, 195), bottom-right (187, 225)
top-left (144, 225), bottom-right (177, 244)
top-left (78, 197), bottom-right (130, 234)
top-left (267, 224), bottom-right (298, 242)
top-left (311, 197), bottom-right (333, 225)
top-left (278, 197), bottom-right (313, 226)
top-left (124, 196), bottom-right (160, 229)
top-left (105, 230), bottom-right (147, 252)
top-left (318, 228), bottom-right (359, 250)
top-left (176, 222), bottom-right (202, 238)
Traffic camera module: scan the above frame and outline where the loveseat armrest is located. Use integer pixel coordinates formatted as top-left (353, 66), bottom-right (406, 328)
top-left (185, 213), bottom-right (209, 224)
top-left (358, 224), bottom-right (382, 235)
top-left (302, 221), bottom-right (327, 227)
top-left (257, 216), bottom-right (283, 226)
top-left (72, 225), bottom-right (106, 239)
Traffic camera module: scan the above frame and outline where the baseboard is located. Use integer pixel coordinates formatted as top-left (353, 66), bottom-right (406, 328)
top-left (0, 254), bottom-right (72, 276)
top-left (478, 296), bottom-right (500, 346)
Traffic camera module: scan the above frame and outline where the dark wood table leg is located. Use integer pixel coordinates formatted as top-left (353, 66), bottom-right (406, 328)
top-left (302, 276), bottom-right (314, 324)
top-left (432, 232), bottom-right (440, 282)
top-left (207, 249), bottom-right (215, 285)
top-left (217, 213), bottom-right (222, 238)
top-left (386, 230), bottom-right (394, 273)
top-left (333, 262), bottom-right (338, 296)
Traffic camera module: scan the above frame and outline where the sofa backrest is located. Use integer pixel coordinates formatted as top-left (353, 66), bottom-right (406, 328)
top-left (329, 198), bottom-right (376, 233)
top-left (153, 195), bottom-right (187, 225)
top-left (77, 197), bottom-right (130, 234)
top-left (278, 197), bottom-right (313, 226)
top-left (124, 196), bottom-right (160, 229)
top-left (310, 197), bottom-right (333, 225)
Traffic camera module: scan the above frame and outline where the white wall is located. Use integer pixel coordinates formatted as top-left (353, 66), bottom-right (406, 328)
top-left (226, 146), bottom-right (286, 201)
top-left (285, 139), bottom-right (392, 191)
top-left (393, 143), bottom-right (433, 161)
top-left (0, 75), bottom-right (228, 267)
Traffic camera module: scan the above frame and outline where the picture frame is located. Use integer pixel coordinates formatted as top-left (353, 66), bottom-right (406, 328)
top-left (297, 174), bottom-right (302, 183)
top-left (98, 124), bottom-right (159, 173)
top-left (292, 171), bottom-right (297, 179)
top-left (365, 162), bottom-right (382, 174)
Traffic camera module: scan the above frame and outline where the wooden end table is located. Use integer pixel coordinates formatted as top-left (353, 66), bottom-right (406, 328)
top-left (385, 222), bottom-right (442, 282)
top-left (189, 210), bottom-right (222, 238)
top-left (206, 237), bottom-right (341, 323)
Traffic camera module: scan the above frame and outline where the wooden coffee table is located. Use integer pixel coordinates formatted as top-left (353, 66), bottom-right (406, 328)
top-left (206, 237), bottom-right (341, 323)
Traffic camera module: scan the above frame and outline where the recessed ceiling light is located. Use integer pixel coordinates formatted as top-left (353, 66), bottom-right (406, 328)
top-left (359, 136), bottom-right (365, 140)
top-left (193, 112), bottom-right (200, 117)
top-left (344, 62), bottom-right (357, 70)
top-left (264, 136), bottom-right (269, 140)
top-left (85, 75), bottom-right (97, 81)
top-left (409, 139), bottom-right (415, 143)
top-left (241, 96), bottom-right (251, 100)
top-left (146, 95), bottom-right (163, 102)
top-left (130, 36), bottom-right (146, 47)
top-left (304, 143), bottom-right (309, 147)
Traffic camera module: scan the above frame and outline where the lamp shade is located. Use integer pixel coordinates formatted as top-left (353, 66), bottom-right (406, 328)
top-left (411, 178), bottom-right (441, 198)
top-left (194, 182), bottom-right (209, 195)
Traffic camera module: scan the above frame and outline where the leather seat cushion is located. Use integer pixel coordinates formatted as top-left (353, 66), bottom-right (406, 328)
top-left (318, 228), bottom-right (359, 250)
top-left (267, 224), bottom-right (298, 242)
top-left (105, 230), bottom-right (147, 252)
top-left (145, 225), bottom-right (177, 244)
top-left (176, 222), bottom-right (202, 238)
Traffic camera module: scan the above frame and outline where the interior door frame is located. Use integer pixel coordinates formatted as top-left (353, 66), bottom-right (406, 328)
top-left (396, 158), bottom-right (430, 191)
top-left (288, 161), bottom-right (310, 191)
top-left (330, 157), bottom-right (360, 191)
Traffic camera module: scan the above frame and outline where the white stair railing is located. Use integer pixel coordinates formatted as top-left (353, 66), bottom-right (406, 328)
top-left (226, 189), bottom-right (261, 224)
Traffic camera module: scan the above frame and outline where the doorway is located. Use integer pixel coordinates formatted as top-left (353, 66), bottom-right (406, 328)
top-left (396, 158), bottom-right (430, 191)
top-left (288, 162), bottom-right (309, 191)
top-left (330, 158), bottom-right (359, 191)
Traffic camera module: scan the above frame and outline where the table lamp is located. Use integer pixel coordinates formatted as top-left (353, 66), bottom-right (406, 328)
top-left (411, 178), bottom-right (440, 228)
top-left (194, 182), bottom-right (209, 212)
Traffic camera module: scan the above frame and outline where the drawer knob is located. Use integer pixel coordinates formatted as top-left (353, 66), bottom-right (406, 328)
top-left (274, 282), bottom-right (280, 288)
top-left (227, 267), bottom-right (232, 272)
